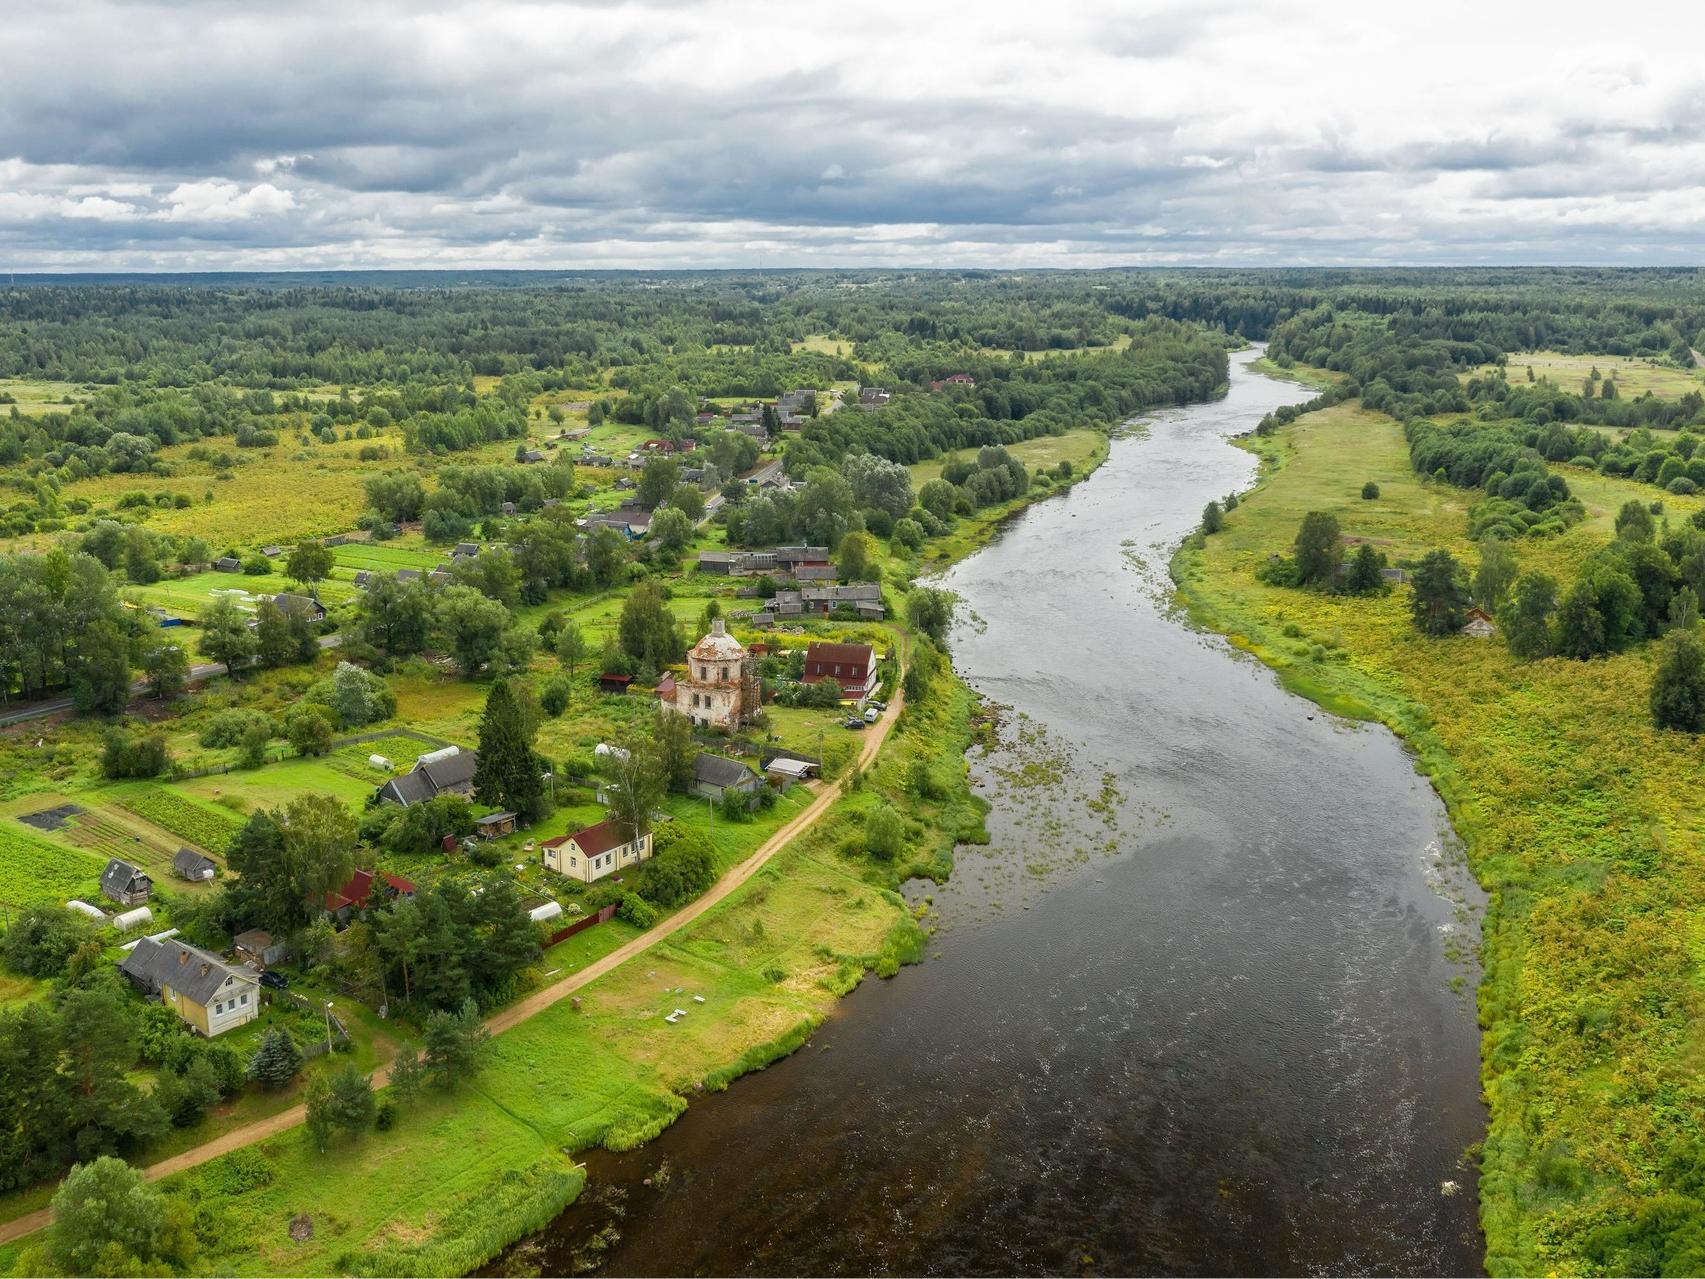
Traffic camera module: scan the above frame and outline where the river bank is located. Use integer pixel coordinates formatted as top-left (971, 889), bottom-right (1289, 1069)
top-left (484, 348), bottom-right (1485, 1277)
top-left (1172, 381), bottom-right (1705, 1274)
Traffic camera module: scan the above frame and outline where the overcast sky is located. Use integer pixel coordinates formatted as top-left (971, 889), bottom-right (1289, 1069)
top-left (2, 0), bottom-right (1702, 271)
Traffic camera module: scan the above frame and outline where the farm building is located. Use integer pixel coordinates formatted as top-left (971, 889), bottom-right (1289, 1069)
top-left (120, 938), bottom-right (259, 1038)
top-left (474, 811), bottom-right (517, 838)
top-left (100, 859), bottom-right (153, 907)
top-left (213, 557), bottom-right (241, 573)
top-left (599, 673), bottom-right (634, 695)
top-left (376, 746), bottom-right (480, 806)
top-left (1461, 607), bottom-right (1497, 638)
top-left (541, 818), bottom-right (653, 884)
top-left (233, 929), bottom-right (286, 969)
top-left (173, 848), bottom-right (217, 882)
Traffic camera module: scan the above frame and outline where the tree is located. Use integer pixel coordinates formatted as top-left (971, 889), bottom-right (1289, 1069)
top-left (358, 574), bottom-right (433, 657)
top-left (1344, 543), bottom-right (1385, 594)
top-left (555, 620), bottom-right (588, 679)
top-left (1652, 627), bottom-right (1705, 732)
top-left (285, 705), bottom-right (334, 756)
top-left (917, 478), bottom-right (957, 522)
top-left (141, 642), bottom-right (189, 700)
top-left (387, 1041), bottom-right (428, 1099)
top-left (1, 906), bottom-right (92, 977)
top-left (247, 1028), bottom-right (304, 1088)
top-left (905, 587), bottom-right (954, 646)
top-left (1409, 549), bottom-right (1470, 636)
top-left (652, 708), bottom-right (696, 793)
top-left (844, 453), bottom-right (915, 520)
top-left (238, 721), bottom-right (270, 769)
top-left (305, 1064), bottom-right (375, 1149)
top-left (280, 794), bottom-right (360, 914)
top-left (71, 619), bottom-right (131, 716)
top-left (638, 456), bottom-right (681, 507)
top-left (648, 506), bottom-right (695, 559)
top-left (1555, 578), bottom-right (1609, 659)
top-left (286, 541), bottom-right (335, 587)
top-left (329, 660), bottom-right (393, 728)
top-left (1361, 481), bottom-right (1380, 500)
top-left (1293, 511), bottom-right (1342, 586)
top-left (435, 585), bottom-right (511, 675)
top-left (1474, 539), bottom-right (1518, 613)
top-left (670, 483), bottom-right (706, 522)
top-left (837, 530), bottom-right (877, 582)
top-left (617, 581), bottom-right (681, 676)
top-left (1615, 498), bottom-right (1656, 543)
top-left (472, 680), bottom-right (545, 821)
top-left (154, 1053), bottom-right (223, 1128)
top-left (865, 808), bottom-right (905, 861)
top-left (197, 596), bottom-right (257, 679)
top-left (1505, 573), bottom-right (1559, 659)
top-left (585, 526), bottom-right (628, 588)
top-left (422, 998), bottom-right (490, 1085)
top-left (254, 599), bottom-right (294, 669)
top-left (364, 470), bottom-right (426, 523)
top-left (44, 1156), bottom-right (193, 1278)
top-left (1201, 501), bottom-right (1224, 534)
top-left (603, 737), bottom-right (666, 845)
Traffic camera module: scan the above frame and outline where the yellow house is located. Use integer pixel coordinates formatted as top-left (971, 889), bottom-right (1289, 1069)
top-left (119, 937), bottom-right (261, 1037)
top-left (541, 818), bottom-right (652, 883)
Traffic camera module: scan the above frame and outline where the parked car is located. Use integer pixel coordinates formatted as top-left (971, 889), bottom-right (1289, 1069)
top-left (864, 706), bottom-right (880, 724)
top-left (843, 716), bottom-right (866, 730)
top-left (259, 970), bottom-right (290, 990)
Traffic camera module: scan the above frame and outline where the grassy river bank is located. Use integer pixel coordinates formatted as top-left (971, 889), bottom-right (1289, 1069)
top-left (1173, 391), bottom-right (1705, 1275)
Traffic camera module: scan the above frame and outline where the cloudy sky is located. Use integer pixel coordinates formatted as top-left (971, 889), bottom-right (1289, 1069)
top-left (2, 0), bottom-right (1702, 271)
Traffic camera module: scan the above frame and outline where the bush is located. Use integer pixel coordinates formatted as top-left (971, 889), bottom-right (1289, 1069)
top-left (865, 807), bottom-right (905, 861)
top-left (1361, 481), bottom-right (1380, 499)
top-left (1, 906), bottom-right (93, 977)
top-left (617, 893), bottom-right (659, 928)
top-left (539, 677), bottom-right (571, 717)
top-left (101, 729), bottom-right (171, 779)
top-left (199, 708), bottom-right (274, 749)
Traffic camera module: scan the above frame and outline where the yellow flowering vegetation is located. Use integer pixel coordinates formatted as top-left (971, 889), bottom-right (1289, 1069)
top-left (1174, 401), bottom-right (1705, 1276)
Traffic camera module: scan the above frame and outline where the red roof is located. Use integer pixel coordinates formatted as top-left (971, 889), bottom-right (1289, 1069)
top-left (545, 818), bottom-right (634, 859)
top-left (655, 673), bottom-right (676, 698)
top-left (802, 641), bottom-right (876, 691)
top-left (324, 868), bottom-right (414, 912)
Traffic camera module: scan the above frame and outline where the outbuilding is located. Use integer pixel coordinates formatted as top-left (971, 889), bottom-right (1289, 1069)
top-left (172, 848), bottom-right (217, 882)
top-left (100, 859), bottom-right (153, 907)
top-left (475, 811), bottom-right (518, 838)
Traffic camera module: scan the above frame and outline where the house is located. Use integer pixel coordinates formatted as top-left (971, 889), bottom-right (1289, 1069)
top-left (474, 811), bottom-right (517, 838)
top-left (452, 542), bottom-right (480, 559)
top-left (267, 592), bottom-right (326, 622)
top-left (518, 449), bottom-right (546, 464)
top-left (1381, 567), bottom-right (1408, 585)
top-left (100, 859), bottom-right (153, 907)
top-left (691, 752), bottom-right (763, 802)
top-left (323, 869), bottom-right (416, 924)
top-left (501, 501), bottom-right (516, 515)
top-left (802, 641), bottom-right (878, 700)
top-left (353, 570), bottom-right (374, 589)
top-left (929, 373), bottom-right (976, 392)
top-left (396, 568), bottom-right (423, 583)
top-left (697, 551), bottom-right (743, 575)
top-left (232, 929), bottom-right (286, 969)
top-left (764, 584), bottom-right (884, 619)
top-left (376, 746), bottom-right (480, 806)
top-left (260, 545), bottom-right (283, 558)
top-left (664, 619), bottom-right (759, 730)
top-left (598, 672), bottom-right (634, 694)
top-left (1462, 607), bottom-right (1497, 638)
top-left (541, 818), bottom-right (653, 883)
top-left (172, 848), bottom-right (217, 882)
top-left (858, 387), bottom-right (891, 409)
top-left (119, 938), bottom-right (259, 1038)
top-left (213, 556), bottom-right (242, 573)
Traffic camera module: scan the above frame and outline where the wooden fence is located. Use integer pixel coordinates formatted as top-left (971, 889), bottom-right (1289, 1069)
top-left (545, 903), bottom-right (618, 947)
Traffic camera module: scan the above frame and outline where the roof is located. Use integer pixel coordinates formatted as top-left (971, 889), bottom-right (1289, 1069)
top-left (101, 858), bottom-right (149, 896)
top-left (233, 929), bottom-right (274, 950)
top-left (550, 817), bottom-right (637, 858)
top-left (655, 673), bottom-right (676, 698)
top-left (173, 848), bottom-right (216, 877)
top-left (804, 641), bottom-right (875, 671)
top-left (418, 748), bottom-right (478, 791)
top-left (766, 757), bottom-right (813, 778)
top-left (269, 593), bottom-right (323, 616)
top-left (689, 618), bottom-right (747, 661)
top-left (694, 753), bottom-right (756, 789)
top-left (475, 811), bottom-right (517, 827)
top-left (380, 771), bottom-right (436, 806)
top-left (120, 937), bottom-right (255, 1005)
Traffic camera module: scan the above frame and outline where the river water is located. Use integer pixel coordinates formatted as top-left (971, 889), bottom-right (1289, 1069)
top-left (492, 349), bottom-right (1486, 1276)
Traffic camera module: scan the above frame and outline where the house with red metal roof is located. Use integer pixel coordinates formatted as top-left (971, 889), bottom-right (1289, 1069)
top-left (323, 868), bottom-right (416, 924)
top-left (540, 818), bottom-right (653, 883)
top-left (801, 640), bottom-right (878, 700)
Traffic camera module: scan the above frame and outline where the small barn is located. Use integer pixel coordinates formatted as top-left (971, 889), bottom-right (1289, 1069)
top-left (475, 811), bottom-right (518, 839)
top-left (100, 859), bottom-right (153, 907)
top-left (172, 848), bottom-right (217, 882)
top-left (233, 929), bottom-right (286, 969)
top-left (1461, 607), bottom-right (1497, 638)
top-left (599, 673), bottom-right (634, 695)
top-left (691, 752), bottom-right (763, 803)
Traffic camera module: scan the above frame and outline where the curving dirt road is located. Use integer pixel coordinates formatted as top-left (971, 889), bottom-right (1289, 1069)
top-left (0, 671), bottom-right (905, 1246)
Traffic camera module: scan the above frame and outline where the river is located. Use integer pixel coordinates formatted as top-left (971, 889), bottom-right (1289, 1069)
top-left (490, 349), bottom-right (1487, 1276)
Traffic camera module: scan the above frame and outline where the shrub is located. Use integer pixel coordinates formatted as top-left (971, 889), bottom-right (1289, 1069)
top-left (199, 708), bottom-right (274, 749)
top-left (1361, 481), bottom-right (1380, 499)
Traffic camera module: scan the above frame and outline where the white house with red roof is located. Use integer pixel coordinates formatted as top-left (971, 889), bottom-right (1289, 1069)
top-left (541, 818), bottom-right (653, 883)
top-left (802, 640), bottom-right (879, 700)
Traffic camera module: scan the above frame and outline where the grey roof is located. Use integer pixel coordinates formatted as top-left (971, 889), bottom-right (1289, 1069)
top-left (120, 937), bottom-right (255, 1004)
top-left (100, 859), bottom-right (150, 897)
top-left (379, 771), bottom-right (436, 806)
top-left (420, 748), bottom-right (478, 791)
top-left (269, 592), bottom-right (324, 617)
top-left (396, 568), bottom-right (423, 582)
top-left (693, 752), bottom-right (758, 790)
top-left (173, 848), bottom-right (216, 877)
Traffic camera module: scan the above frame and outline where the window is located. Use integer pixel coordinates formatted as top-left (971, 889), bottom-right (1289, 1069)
top-left (240, 993), bottom-right (249, 1006)
top-left (214, 1002), bottom-right (223, 1015)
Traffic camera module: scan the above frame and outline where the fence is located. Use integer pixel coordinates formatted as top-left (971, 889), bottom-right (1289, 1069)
top-left (545, 903), bottom-right (618, 947)
top-left (269, 987), bottom-right (352, 1058)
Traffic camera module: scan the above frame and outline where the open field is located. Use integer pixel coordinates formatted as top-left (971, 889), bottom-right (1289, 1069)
top-left (0, 378), bottom-right (90, 416)
top-left (1473, 351), bottom-right (1705, 401)
top-left (908, 427), bottom-right (1107, 488)
top-left (1175, 399), bottom-right (1705, 1275)
top-left (792, 334), bottom-right (853, 357)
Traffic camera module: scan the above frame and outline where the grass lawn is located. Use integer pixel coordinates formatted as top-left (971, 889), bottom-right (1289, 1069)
top-left (908, 427), bottom-right (1107, 488)
top-left (791, 335), bottom-right (853, 357)
top-left (1174, 398), bottom-right (1705, 1276)
top-left (1479, 351), bottom-right (1705, 401)
top-left (170, 756), bottom-right (383, 814)
top-left (0, 378), bottom-right (90, 416)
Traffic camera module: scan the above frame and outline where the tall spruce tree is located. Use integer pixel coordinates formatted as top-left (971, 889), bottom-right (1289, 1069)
top-left (472, 679), bottom-right (544, 821)
top-left (247, 1028), bottom-right (304, 1088)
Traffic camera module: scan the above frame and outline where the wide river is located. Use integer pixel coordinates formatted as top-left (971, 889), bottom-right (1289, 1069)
top-left (494, 349), bottom-right (1487, 1276)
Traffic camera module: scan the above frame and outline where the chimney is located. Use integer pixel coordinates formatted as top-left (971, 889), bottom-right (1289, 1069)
top-left (200, 963), bottom-right (211, 977)
top-left (178, 949), bottom-right (189, 965)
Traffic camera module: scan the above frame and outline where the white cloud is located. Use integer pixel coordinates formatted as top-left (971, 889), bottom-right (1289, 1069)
top-left (160, 181), bottom-right (297, 223)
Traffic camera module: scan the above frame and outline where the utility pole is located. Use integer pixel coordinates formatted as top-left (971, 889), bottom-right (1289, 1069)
top-left (324, 1000), bottom-right (334, 1053)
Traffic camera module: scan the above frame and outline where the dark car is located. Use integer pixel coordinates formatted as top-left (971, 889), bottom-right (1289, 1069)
top-left (259, 970), bottom-right (290, 990)
top-left (843, 716), bottom-right (866, 730)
